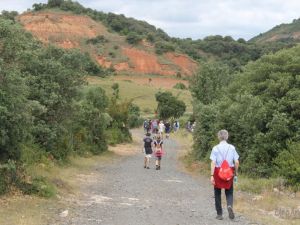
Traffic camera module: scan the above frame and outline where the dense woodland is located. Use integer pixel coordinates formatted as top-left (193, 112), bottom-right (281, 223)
top-left (0, 17), bottom-right (141, 194)
top-left (0, 0), bottom-right (299, 194)
top-left (190, 46), bottom-right (300, 187)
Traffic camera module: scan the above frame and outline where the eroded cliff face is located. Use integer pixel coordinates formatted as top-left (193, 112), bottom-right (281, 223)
top-left (19, 11), bottom-right (197, 76)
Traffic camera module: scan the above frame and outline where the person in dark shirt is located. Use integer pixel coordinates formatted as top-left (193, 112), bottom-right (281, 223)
top-left (143, 133), bottom-right (153, 169)
top-left (165, 121), bottom-right (171, 138)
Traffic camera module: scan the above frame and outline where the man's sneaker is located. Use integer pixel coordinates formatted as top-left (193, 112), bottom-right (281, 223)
top-left (227, 206), bottom-right (235, 220)
top-left (156, 165), bottom-right (159, 170)
top-left (144, 166), bottom-right (146, 169)
top-left (215, 215), bottom-right (223, 220)
top-left (146, 167), bottom-right (150, 169)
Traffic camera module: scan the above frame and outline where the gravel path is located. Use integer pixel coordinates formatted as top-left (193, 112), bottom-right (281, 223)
top-left (56, 130), bottom-right (259, 225)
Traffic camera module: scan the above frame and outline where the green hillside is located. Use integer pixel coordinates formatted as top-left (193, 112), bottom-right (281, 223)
top-left (250, 18), bottom-right (300, 43)
top-left (28, 0), bottom-right (266, 71)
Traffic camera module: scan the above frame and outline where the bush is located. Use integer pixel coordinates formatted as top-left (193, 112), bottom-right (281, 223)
top-left (173, 82), bottom-right (187, 90)
top-left (155, 41), bottom-right (175, 54)
top-left (275, 142), bottom-right (300, 189)
top-left (0, 160), bottom-right (18, 195)
top-left (20, 177), bottom-right (56, 198)
top-left (105, 128), bottom-right (132, 145)
top-left (86, 35), bottom-right (108, 45)
top-left (126, 32), bottom-right (142, 45)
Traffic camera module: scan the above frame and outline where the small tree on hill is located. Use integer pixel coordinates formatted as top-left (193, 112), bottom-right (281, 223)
top-left (155, 91), bottom-right (186, 120)
top-left (48, 0), bottom-right (63, 7)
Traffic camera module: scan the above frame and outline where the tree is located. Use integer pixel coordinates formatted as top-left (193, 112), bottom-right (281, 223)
top-left (47, 0), bottom-right (63, 7)
top-left (111, 83), bottom-right (120, 100)
top-left (0, 10), bottom-right (18, 22)
top-left (126, 32), bottom-right (142, 45)
top-left (155, 91), bottom-right (186, 120)
top-left (190, 62), bottom-right (231, 104)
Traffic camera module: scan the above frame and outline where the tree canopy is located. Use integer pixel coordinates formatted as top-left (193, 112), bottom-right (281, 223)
top-left (155, 91), bottom-right (186, 120)
top-left (191, 45), bottom-right (300, 186)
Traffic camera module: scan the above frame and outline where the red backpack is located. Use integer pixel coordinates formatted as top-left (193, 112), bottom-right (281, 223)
top-left (218, 147), bottom-right (234, 181)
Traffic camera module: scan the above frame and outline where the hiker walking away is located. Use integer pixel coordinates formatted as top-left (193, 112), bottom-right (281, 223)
top-left (158, 120), bottom-right (165, 139)
top-left (151, 119), bottom-right (158, 135)
top-left (148, 119), bottom-right (152, 133)
top-left (143, 119), bottom-right (149, 133)
top-left (174, 120), bottom-right (180, 132)
top-left (210, 130), bottom-right (239, 220)
top-left (165, 121), bottom-right (171, 138)
top-left (154, 136), bottom-right (164, 170)
top-left (143, 133), bottom-right (153, 169)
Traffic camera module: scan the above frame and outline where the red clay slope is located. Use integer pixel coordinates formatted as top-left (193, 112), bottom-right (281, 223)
top-left (18, 11), bottom-right (197, 76)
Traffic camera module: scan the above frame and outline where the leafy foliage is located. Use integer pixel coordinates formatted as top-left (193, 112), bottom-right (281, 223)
top-left (173, 83), bottom-right (187, 90)
top-left (250, 18), bottom-right (300, 43)
top-left (0, 17), bottom-right (133, 194)
top-left (126, 32), bottom-right (143, 45)
top-left (155, 91), bottom-right (186, 120)
top-left (191, 45), bottom-right (300, 186)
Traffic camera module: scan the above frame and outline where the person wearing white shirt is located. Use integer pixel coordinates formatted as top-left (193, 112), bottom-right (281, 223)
top-left (210, 130), bottom-right (239, 220)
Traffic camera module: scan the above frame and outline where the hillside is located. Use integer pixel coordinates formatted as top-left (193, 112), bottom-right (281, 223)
top-left (19, 0), bottom-right (299, 73)
top-left (250, 18), bottom-right (300, 43)
top-left (18, 10), bottom-right (197, 77)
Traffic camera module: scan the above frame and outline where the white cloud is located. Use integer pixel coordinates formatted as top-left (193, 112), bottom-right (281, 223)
top-left (1, 0), bottom-right (299, 40)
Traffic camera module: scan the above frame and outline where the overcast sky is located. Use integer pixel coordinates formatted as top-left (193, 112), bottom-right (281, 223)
top-left (1, 0), bottom-right (300, 40)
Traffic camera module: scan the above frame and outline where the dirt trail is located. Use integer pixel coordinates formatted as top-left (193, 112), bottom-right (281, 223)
top-left (52, 129), bottom-right (259, 225)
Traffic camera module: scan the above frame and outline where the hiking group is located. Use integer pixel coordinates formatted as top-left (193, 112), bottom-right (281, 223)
top-left (142, 119), bottom-right (175, 170)
top-left (142, 122), bottom-right (240, 221)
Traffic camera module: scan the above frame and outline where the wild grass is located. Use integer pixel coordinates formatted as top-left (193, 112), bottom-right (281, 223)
top-left (86, 76), bottom-right (193, 117)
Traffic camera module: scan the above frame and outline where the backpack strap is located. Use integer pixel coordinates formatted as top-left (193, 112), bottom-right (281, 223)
top-left (217, 145), bottom-right (231, 164)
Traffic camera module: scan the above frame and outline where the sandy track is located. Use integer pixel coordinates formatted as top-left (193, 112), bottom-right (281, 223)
top-left (53, 130), bottom-right (259, 225)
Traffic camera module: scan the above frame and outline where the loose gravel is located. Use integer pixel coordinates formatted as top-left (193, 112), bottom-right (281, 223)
top-left (54, 130), bottom-right (260, 225)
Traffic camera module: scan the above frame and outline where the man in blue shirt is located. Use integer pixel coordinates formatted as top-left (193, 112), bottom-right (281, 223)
top-left (210, 130), bottom-right (239, 220)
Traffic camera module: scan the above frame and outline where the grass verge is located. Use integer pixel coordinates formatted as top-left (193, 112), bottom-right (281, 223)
top-left (175, 130), bottom-right (300, 225)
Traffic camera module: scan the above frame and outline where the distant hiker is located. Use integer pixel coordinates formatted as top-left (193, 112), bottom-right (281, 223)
top-left (191, 122), bottom-right (196, 132)
top-left (158, 120), bottom-right (165, 138)
top-left (143, 133), bottom-right (153, 169)
top-left (174, 120), bottom-right (179, 132)
top-left (143, 119), bottom-right (149, 133)
top-left (165, 121), bottom-right (171, 138)
top-left (147, 120), bottom-right (152, 133)
top-left (210, 130), bottom-right (239, 220)
top-left (151, 119), bottom-right (158, 134)
top-left (186, 121), bottom-right (191, 131)
top-left (154, 136), bottom-right (164, 170)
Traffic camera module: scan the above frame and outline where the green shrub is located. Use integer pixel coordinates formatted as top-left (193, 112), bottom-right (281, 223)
top-left (86, 35), bottom-right (108, 45)
top-left (105, 128), bottom-right (132, 145)
top-left (275, 142), bottom-right (300, 189)
top-left (126, 32), bottom-right (142, 45)
top-left (155, 41), bottom-right (175, 54)
top-left (0, 160), bottom-right (18, 195)
top-left (173, 82), bottom-right (187, 90)
top-left (20, 177), bottom-right (56, 198)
